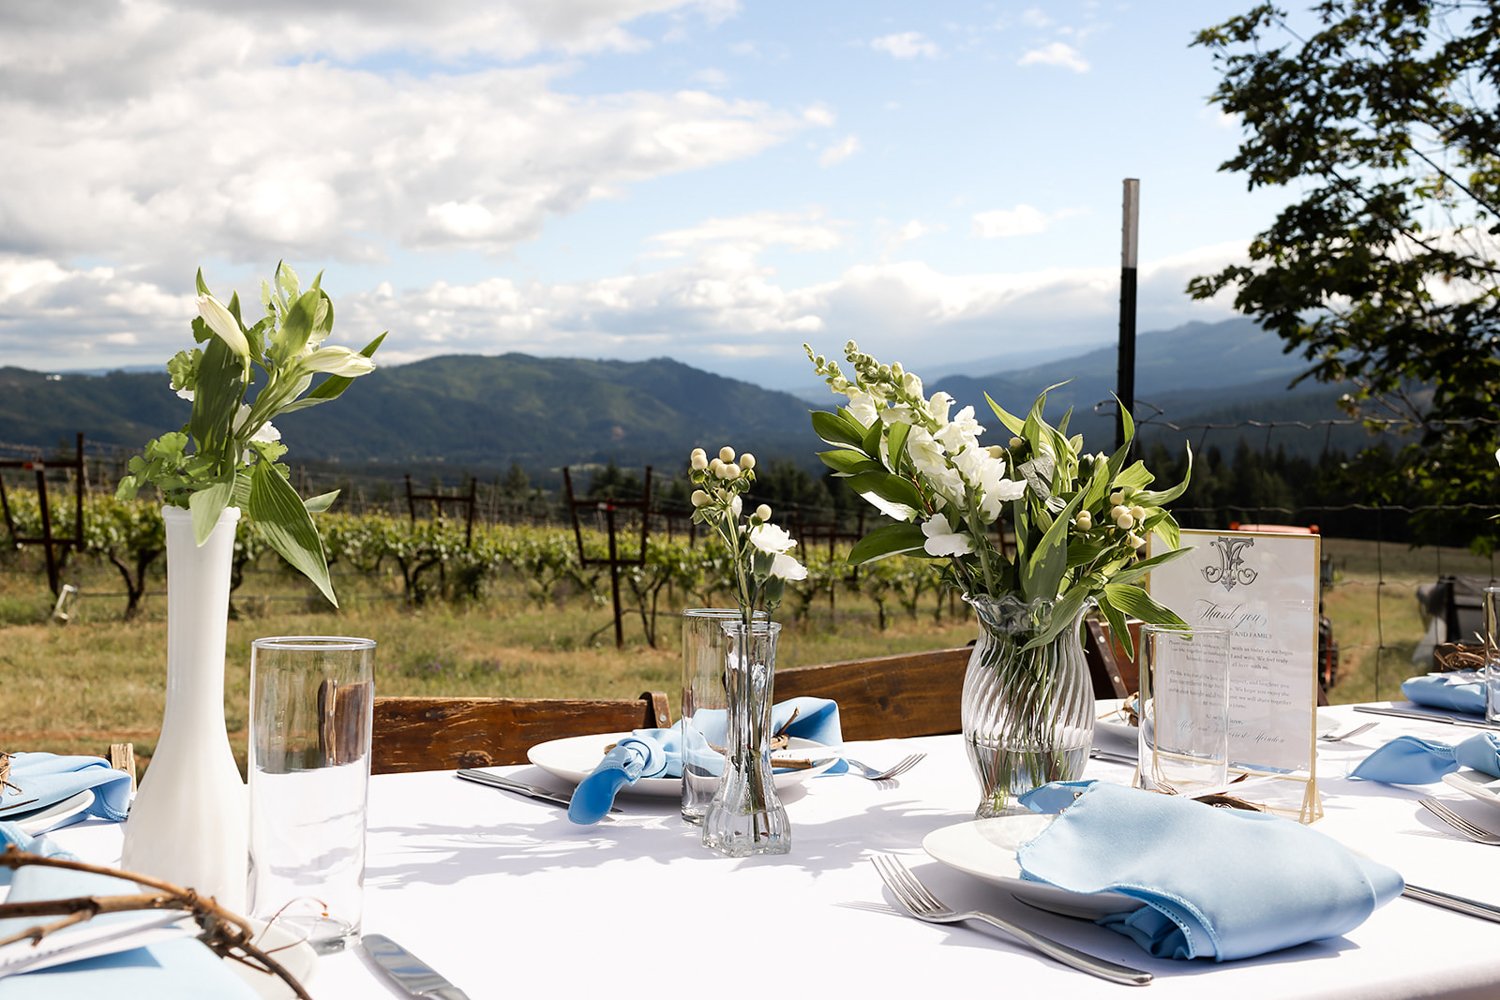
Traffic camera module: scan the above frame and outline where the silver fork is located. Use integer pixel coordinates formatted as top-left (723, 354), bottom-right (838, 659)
top-left (1421, 797), bottom-right (1500, 845)
top-left (844, 753), bottom-right (925, 781)
top-left (1318, 721), bottom-right (1379, 743)
top-left (870, 855), bottom-right (1152, 986)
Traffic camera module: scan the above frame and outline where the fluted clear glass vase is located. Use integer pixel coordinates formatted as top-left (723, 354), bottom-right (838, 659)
top-left (701, 619), bottom-right (790, 857)
top-left (961, 594), bottom-right (1094, 817)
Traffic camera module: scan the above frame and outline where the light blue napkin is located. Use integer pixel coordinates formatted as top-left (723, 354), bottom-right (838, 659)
top-left (1017, 782), bottom-right (1404, 961)
top-left (4, 753), bottom-right (134, 827)
top-left (1402, 670), bottom-right (1486, 715)
top-left (1350, 732), bottom-right (1500, 784)
top-left (566, 697), bottom-right (844, 825)
top-left (0, 823), bottom-right (259, 999)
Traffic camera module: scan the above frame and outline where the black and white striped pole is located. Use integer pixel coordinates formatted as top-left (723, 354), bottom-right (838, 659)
top-left (1115, 178), bottom-right (1139, 453)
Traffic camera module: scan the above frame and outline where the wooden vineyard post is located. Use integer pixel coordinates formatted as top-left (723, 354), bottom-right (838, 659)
top-left (0, 433), bottom-right (87, 598)
top-left (562, 466), bottom-right (653, 648)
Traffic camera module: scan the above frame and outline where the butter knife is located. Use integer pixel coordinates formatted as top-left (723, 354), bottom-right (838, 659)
top-left (363, 933), bottom-right (472, 1000)
top-left (454, 768), bottom-right (620, 813)
top-left (1354, 705), bottom-right (1500, 730)
top-left (1403, 884), bottom-right (1500, 923)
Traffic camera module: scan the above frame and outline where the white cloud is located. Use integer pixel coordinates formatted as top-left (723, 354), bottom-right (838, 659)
top-left (972, 204), bottom-right (1086, 239)
top-left (0, 235), bottom-right (1250, 377)
top-left (693, 67), bottom-right (730, 88)
top-left (871, 32), bottom-right (941, 60)
top-left (818, 135), bottom-right (861, 167)
top-left (1020, 8), bottom-right (1053, 29)
top-left (0, 2), bottom-right (807, 273)
top-left (1018, 41), bottom-right (1090, 73)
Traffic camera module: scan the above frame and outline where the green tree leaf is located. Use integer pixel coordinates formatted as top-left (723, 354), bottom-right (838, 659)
top-left (247, 462), bottom-right (337, 607)
top-left (847, 521), bottom-right (928, 565)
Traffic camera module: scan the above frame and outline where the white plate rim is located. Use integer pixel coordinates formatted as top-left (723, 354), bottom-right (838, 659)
top-left (14, 789), bottom-right (95, 835)
top-left (922, 814), bottom-right (1143, 920)
top-left (1441, 768), bottom-right (1500, 807)
top-left (526, 732), bottom-right (837, 797)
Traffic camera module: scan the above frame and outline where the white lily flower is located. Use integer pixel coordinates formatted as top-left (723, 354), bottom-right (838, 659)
top-left (770, 552), bottom-right (808, 581)
top-left (175, 385), bottom-right (194, 402)
top-left (748, 522), bottom-right (797, 555)
top-left (921, 516), bottom-right (973, 557)
top-left (301, 346), bottom-right (375, 377)
top-left (196, 294), bottom-right (250, 360)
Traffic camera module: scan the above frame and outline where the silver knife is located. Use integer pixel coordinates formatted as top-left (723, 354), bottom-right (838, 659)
top-left (1354, 705), bottom-right (1500, 730)
top-left (363, 933), bottom-right (472, 1000)
top-left (1403, 883), bottom-right (1500, 923)
top-left (454, 768), bottom-right (620, 813)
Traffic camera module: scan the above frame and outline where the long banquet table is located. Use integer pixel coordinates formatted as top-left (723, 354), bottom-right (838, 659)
top-left (46, 703), bottom-right (1500, 999)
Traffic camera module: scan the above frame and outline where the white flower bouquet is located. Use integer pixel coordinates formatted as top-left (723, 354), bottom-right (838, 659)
top-left (116, 263), bottom-right (383, 605)
top-left (806, 340), bottom-right (1191, 654)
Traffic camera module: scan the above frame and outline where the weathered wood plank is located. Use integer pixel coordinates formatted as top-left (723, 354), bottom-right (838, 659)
top-left (773, 647), bottom-right (971, 739)
top-left (371, 691), bottom-right (670, 774)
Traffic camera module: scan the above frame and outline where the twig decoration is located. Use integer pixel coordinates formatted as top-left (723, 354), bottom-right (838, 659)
top-left (0, 847), bottom-right (312, 999)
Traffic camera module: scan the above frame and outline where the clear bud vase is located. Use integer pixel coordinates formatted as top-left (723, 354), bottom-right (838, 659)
top-left (701, 619), bottom-right (790, 857)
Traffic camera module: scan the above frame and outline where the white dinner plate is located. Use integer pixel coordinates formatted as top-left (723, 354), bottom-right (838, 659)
top-left (12, 790), bottom-right (94, 836)
top-left (526, 733), bottom-right (838, 798)
top-left (230, 919), bottom-right (318, 999)
top-left (922, 814), bottom-right (1142, 920)
top-left (1441, 768), bottom-right (1500, 808)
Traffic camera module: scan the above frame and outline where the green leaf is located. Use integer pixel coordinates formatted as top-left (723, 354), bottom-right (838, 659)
top-left (189, 478), bottom-right (234, 546)
top-left (304, 490), bottom-right (340, 513)
top-left (1112, 461), bottom-right (1154, 492)
top-left (1135, 442), bottom-right (1194, 507)
top-left (885, 420), bottom-right (912, 473)
top-left (1106, 545), bottom-right (1194, 589)
top-left (809, 409), bottom-right (866, 449)
top-left (846, 470), bottom-right (924, 512)
top-left (1022, 488), bottom-right (1085, 603)
top-left (247, 462), bottom-right (337, 607)
top-left (1021, 585), bottom-right (1091, 651)
top-left (195, 269), bottom-right (211, 296)
top-left (984, 393), bottom-right (1026, 437)
top-left (861, 416), bottom-right (883, 458)
top-left (1150, 510), bottom-right (1182, 551)
top-left (1102, 582), bottom-right (1186, 630)
top-left (1098, 593), bottom-right (1134, 661)
top-left (847, 522), bottom-right (928, 565)
top-left (817, 448), bottom-right (883, 476)
top-left (275, 288), bottom-right (321, 363)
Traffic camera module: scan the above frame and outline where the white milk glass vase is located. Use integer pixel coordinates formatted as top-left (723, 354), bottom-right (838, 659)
top-left (120, 505), bottom-right (248, 910)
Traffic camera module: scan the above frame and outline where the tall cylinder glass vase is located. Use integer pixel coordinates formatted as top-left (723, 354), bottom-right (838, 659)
top-left (960, 594), bottom-right (1094, 818)
top-left (120, 505), bottom-right (249, 910)
top-left (701, 619), bottom-right (790, 857)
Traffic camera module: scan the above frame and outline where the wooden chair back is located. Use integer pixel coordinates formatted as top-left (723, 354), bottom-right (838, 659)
top-left (772, 646), bottom-right (971, 739)
top-left (371, 691), bottom-right (671, 774)
top-left (1084, 617), bottom-right (1140, 699)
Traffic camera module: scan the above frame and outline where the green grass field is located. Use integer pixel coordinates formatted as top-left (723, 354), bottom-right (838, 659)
top-left (0, 534), bottom-right (1492, 769)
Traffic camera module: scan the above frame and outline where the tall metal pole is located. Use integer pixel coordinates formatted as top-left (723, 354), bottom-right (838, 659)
top-left (1116, 178), bottom-right (1140, 452)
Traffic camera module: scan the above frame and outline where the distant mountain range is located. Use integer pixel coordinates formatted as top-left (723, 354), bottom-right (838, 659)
top-left (0, 318), bottom-right (1357, 479)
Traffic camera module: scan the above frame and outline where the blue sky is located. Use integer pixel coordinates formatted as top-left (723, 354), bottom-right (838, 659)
top-left (0, 1), bottom-right (1292, 388)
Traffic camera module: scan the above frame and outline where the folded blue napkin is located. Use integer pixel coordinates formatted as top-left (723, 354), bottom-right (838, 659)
top-left (4, 753), bottom-right (134, 828)
top-left (566, 697), bottom-right (843, 824)
top-left (1017, 782), bottom-right (1404, 961)
top-left (0, 823), bottom-right (259, 999)
top-left (1402, 670), bottom-right (1486, 715)
top-left (1350, 731), bottom-right (1500, 784)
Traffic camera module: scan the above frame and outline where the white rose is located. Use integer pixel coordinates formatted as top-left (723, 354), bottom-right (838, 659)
top-left (748, 522), bottom-right (797, 555)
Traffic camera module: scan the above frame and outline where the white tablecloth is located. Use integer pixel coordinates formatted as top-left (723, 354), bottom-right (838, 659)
top-left (48, 705), bottom-right (1500, 999)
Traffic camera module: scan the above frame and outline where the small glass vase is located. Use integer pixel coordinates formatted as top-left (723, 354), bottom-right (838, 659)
top-left (701, 619), bottom-right (790, 857)
top-left (960, 594), bottom-right (1094, 817)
